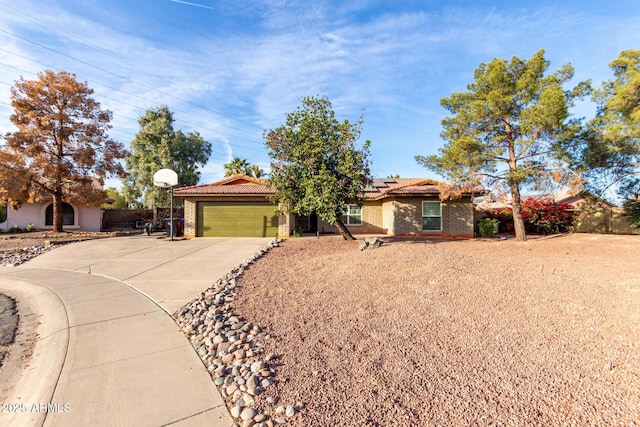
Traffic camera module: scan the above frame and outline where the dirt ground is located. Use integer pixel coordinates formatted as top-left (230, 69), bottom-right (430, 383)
top-left (233, 234), bottom-right (640, 426)
top-left (0, 294), bottom-right (18, 369)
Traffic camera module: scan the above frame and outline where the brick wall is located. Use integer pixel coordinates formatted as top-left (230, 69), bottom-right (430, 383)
top-left (441, 201), bottom-right (474, 237)
top-left (278, 211), bottom-right (294, 238)
top-left (315, 197), bottom-right (474, 237)
top-left (386, 197), bottom-right (474, 237)
top-left (315, 201), bottom-right (386, 235)
top-left (391, 197), bottom-right (422, 235)
top-left (183, 199), bottom-right (196, 237)
top-left (347, 200), bottom-right (385, 234)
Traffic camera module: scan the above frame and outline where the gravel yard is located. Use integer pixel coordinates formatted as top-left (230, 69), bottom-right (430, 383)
top-left (231, 234), bottom-right (640, 426)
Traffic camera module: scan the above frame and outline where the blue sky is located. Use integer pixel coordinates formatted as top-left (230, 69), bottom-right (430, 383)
top-left (1, 0), bottom-right (639, 189)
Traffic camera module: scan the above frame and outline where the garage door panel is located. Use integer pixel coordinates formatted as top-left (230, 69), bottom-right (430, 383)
top-left (196, 201), bottom-right (278, 237)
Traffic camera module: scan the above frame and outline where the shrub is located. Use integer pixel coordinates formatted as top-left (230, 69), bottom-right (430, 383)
top-left (487, 198), bottom-right (576, 235)
top-left (25, 223), bottom-right (35, 232)
top-left (623, 199), bottom-right (640, 228)
top-left (488, 207), bottom-right (514, 233)
top-left (478, 218), bottom-right (499, 237)
top-left (9, 224), bottom-right (22, 233)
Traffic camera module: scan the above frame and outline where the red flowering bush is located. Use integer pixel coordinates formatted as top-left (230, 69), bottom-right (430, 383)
top-left (487, 198), bottom-right (576, 235)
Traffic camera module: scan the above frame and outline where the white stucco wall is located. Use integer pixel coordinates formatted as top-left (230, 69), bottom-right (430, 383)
top-left (0, 202), bottom-right (102, 232)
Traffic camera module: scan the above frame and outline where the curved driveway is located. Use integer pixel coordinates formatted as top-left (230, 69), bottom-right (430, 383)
top-left (0, 235), bottom-right (273, 427)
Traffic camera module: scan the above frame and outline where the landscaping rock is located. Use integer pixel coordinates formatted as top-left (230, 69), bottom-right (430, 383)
top-left (174, 239), bottom-right (284, 425)
top-left (358, 237), bottom-right (384, 251)
top-left (240, 407), bottom-right (257, 421)
top-left (1, 245), bottom-right (54, 266)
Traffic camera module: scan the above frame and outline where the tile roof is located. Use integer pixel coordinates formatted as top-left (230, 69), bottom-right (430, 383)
top-left (174, 174), bottom-right (275, 195)
top-left (174, 184), bottom-right (275, 195)
top-left (174, 175), bottom-right (480, 198)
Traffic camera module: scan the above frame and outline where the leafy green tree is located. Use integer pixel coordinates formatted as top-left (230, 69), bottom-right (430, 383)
top-left (101, 187), bottom-right (128, 209)
top-left (415, 50), bottom-right (589, 241)
top-left (124, 106), bottom-right (212, 208)
top-left (1, 70), bottom-right (127, 232)
top-left (264, 95), bottom-right (371, 240)
top-left (567, 50), bottom-right (640, 200)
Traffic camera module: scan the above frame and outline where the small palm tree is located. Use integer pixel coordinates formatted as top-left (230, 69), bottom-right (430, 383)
top-left (224, 157), bottom-right (250, 177)
top-left (250, 164), bottom-right (265, 178)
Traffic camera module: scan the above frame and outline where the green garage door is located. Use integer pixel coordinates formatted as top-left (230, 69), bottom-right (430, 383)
top-left (196, 201), bottom-right (279, 237)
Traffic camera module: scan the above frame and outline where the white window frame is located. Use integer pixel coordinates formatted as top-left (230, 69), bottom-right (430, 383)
top-left (341, 204), bottom-right (362, 226)
top-left (422, 201), bottom-right (442, 231)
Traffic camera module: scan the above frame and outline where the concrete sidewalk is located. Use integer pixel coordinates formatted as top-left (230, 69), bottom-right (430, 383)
top-left (0, 235), bottom-right (273, 427)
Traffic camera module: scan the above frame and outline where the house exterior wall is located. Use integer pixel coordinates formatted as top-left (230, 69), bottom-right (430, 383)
top-left (316, 198), bottom-right (473, 238)
top-left (2, 204), bottom-right (41, 231)
top-left (346, 200), bottom-right (385, 234)
top-left (385, 196), bottom-right (474, 237)
top-left (382, 199), bottom-right (396, 235)
top-left (176, 192), bottom-right (475, 239)
top-left (278, 211), bottom-right (294, 238)
top-left (361, 200), bottom-right (385, 233)
top-left (76, 205), bottom-right (103, 231)
top-left (1, 202), bottom-right (102, 232)
top-left (389, 197), bottom-right (422, 235)
top-left (183, 199), bottom-right (196, 237)
top-left (317, 217), bottom-right (334, 234)
top-left (315, 201), bottom-right (386, 235)
top-left (442, 200), bottom-right (474, 237)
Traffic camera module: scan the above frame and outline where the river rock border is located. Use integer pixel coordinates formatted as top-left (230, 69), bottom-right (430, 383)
top-left (175, 239), bottom-right (297, 427)
top-left (1, 246), bottom-right (55, 267)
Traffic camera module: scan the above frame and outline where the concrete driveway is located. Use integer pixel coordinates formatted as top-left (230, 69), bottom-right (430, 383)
top-left (24, 235), bottom-right (274, 314)
top-left (0, 235), bottom-right (274, 426)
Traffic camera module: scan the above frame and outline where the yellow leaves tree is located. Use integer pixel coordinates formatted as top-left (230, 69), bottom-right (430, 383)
top-left (1, 70), bottom-right (127, 232)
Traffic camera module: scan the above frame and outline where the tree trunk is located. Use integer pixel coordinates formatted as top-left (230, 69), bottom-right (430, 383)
top-left (510, 181), bottom-right (527, 242)
top-left (53, 191), bottom-right (63, 233)
top-left (334, 218), bottom-right (355, 240)
top-left (505, 120), bottom-right (526, 242)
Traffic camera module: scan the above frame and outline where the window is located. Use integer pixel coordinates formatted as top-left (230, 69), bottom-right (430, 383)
top-left (341, 205), bottom-right (362, 225)
top-left (422, 201), bottom-right (441, 231)
top-left (45, 202), bottom-right (75, 226)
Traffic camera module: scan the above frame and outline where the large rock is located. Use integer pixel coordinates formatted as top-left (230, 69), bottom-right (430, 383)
top-left (359, 237), bottom-right (384, 251)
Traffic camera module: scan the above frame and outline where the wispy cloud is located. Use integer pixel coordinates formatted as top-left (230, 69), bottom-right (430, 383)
top-left (169, 0), bottom-right (215, 10)
top-left (1, 0), bottom-right (640, 183)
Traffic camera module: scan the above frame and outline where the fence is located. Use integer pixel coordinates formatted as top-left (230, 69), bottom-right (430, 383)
top-left (102, 208), bottom-right (183, 231)
top-left (573, 207), bottom-right (640, 235)
top-left (474, 207), bottom-right (640, 235)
